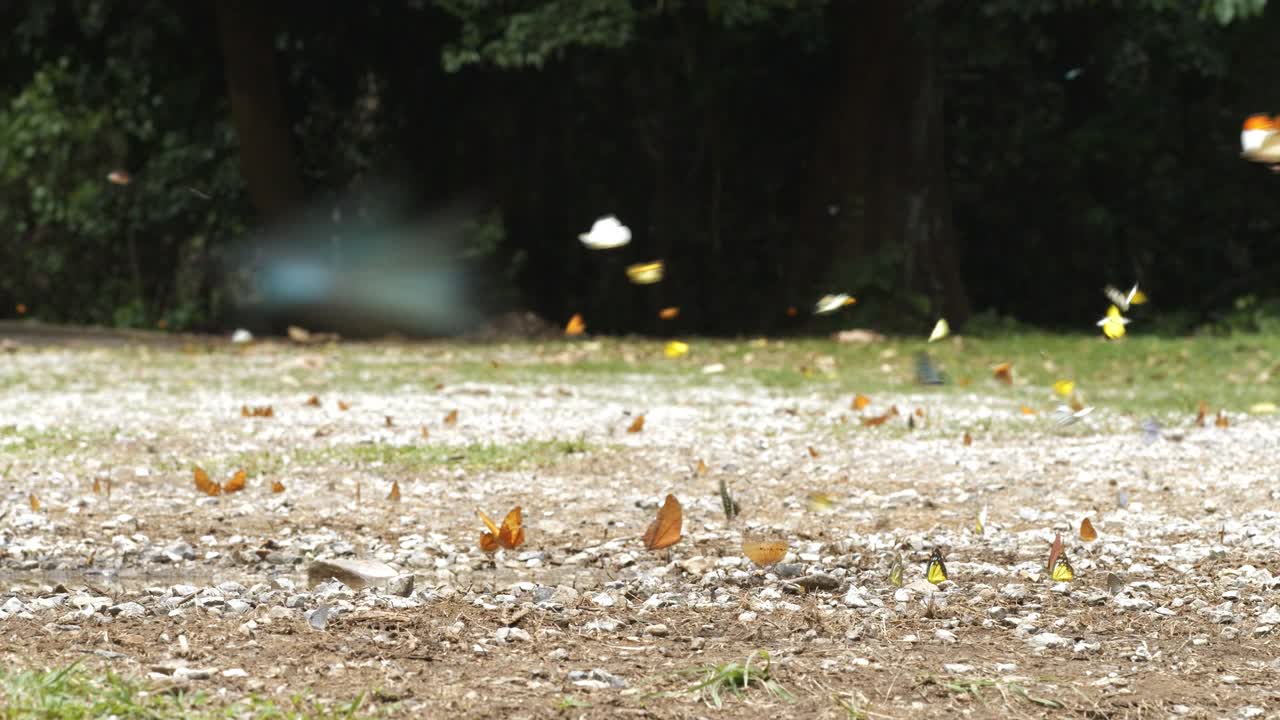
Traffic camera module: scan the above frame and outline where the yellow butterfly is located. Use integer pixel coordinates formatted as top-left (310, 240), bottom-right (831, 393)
top-left (1052, 379), bottom-right (1075, 398)
top-left (1051, 551), bottom-right (1074, 582)
top-left (625, 261), bottom-right (664, 285)
top-left (889, 554), bottom-right (904, 587)
top-left (1096, 304), bottom-right (1130, 340)
top-left (1104, 283), bottom-right (1147, 312)
top-left (928, 318), bottom-right (950, 343)
top-left (975, 505), bottom-right (988, 536)
top-left (664, 340), bottom-right (689, 358)
top-left (926, 548), bottom-right (948, 584)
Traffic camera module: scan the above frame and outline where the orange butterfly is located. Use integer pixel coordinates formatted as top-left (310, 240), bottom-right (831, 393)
top-left (1020, 405), bottom-right (1037, 415)
top-left (444, 409), bottom-right (458, 426)
top-left (305, 395), bottom-right (321, 407)
top-left (92, 477), bottom-right (102, 495)
top-left (1080, 517), bottom-right (1097, 542)
top-left (642, 494), bottom-right (683, 551)
top-left (658, 307), bottom-right (680, 320)
top-left (194, 466), bottom-right (247, 496)
top-left (565, 313), bottom-right (586, 336)
top-left (477, 506), bottom-right (525, 552)
top-left (338, 400), bottom-right (352, 411)
top-left (627, 414), bottom-right (646, 433)
top-left (695, 459), bottom-right (708, 475)
top-left (1215, 411), bottom-right (1229, 428)
top-left (992, 362), bottom-right (1013, 385)
top-left (742, 536), bottom-right (788, 567)
top-left (1195, 400), bottom-right (1208, 427)
top-left (28, 493), bottom-right (39, 511)
top-left (963, 431), bottom-right (972, 446)
top-left (241, 405), bottom-right (274, 418)
top-left (271, 479), bottom-right (286, 493)
top-left (387, 480), bottom-right (401, 502)
top-left (852, 394), bottom-right (871, 411)
top-left (861, 406), bottom-right (899, 427)
top-left (807, 446), bottom-right (820, 458)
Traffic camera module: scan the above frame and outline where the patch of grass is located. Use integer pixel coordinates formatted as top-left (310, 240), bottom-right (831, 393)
top-left (921, 673), bottom-right (1064, 711)
top-left (278, 437), bottom-right (596, 474)
top-left (0, 663), bottom-right (384, 719)
top-left (685, 650), bottom-right (795, 709)
top-left (554, 695), bottom-right (591, 710)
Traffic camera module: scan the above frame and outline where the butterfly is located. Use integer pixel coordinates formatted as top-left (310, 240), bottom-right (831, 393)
top-left (642, 494), bottom-right (683, 551)
top-left (477, 506), bottom-right (525, 552)
top-left (963, 431), bottom-right (972, 446)
top-left (271, 479), bottom-right (286, 493)
top-left (627, 414), bottom-right (645, 433)
top-left (975, 505), bottom-right (988, 536)
top-left (696, 459), bottom-right (708, 475)
top-left (806, 492), bottom-right (837, 513)
top-left (1106, 571), bottom-right (1125, 595)
top-left (807, 446), bottom-right (820, 458)
top-left (1195, 400), bottom-right (1208, 427)
top-left (626, 261), bottom-right (664, 285)
top-left (1096, 304), bottom-right (1130, 339)
top-left (742, 536), bottom-right (788, 567)
top-left (1055, 404), bottom-right (1094, 426)
top-left (1046, 532), bottom-right (1064, 576)
top-left (862, 406), bottom-right (899, 427)
top-left (1104, 284), bottom-right (1147, 312)
top-left (915, 352), bottom-right (944, 385)
top-left (719, 477), bottom-right (740, 522)
top-left (814, 294), bottom-right (856, 314)
top-left (1079, 516), bottom-right (1097, 542)
top-left (305, 395), bottom-right (321, 407)
top-left (1215, 411), bottom-right (1229, 428)
top-left (338, 400), bottom-right (352, 411)
top-left (1020, 405), bottom-right (1037, 415)
top-left (1051, 551), bottom-right (1074, 582)
top-left (444, 409), bottom-right (458, 426)
top-left (992, 362), bottom-right (1013, 385)
top-left (926, 548), bottom-right (948, 584)
top-left (852, 394), bottom-right (871, 411)
top-left (28, 493), bottom-right (39, 511)
top-left (194, 466), bottom-right (246, 496)
top-left (664, 341), bottom-right (689, 358)
top-left (387, 480), bottom-right (401, 503)
top-left (928, 318), bottom-right (950, 343)
top-left (564, 313), bottom-right (586, 336)
top-left (578, 215), bottom-right (632, 249)
top-left (1240, 115), bottom-right (1280, 168)
top-left (1141, 417), bottom-right (1161, 444)
top-left (658, 307), bottom-right (680, 320)
top-left (241, 405), bottom-right (274, 418)
top-left (106, 170), bottom-right (132, 185)
top-left (888, 554), bottom-right (905, 587)
top-left (1052, 379), bottom-right (1075, 398)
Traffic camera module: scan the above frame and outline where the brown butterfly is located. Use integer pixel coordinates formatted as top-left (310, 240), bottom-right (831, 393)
top-left (963, 431), bottom-right (972, 446)
top-left (852, 394), bottom-right (871, 411)
top-left (194, 466), bottom-right (247, 496)
top-left (421, 426), bottom-right (430, 439)
top-left (305, 395), bottom-right (321, 407)
top-left (338, 400), bottom-right (352, 411)
top-left (642, 494), bottom-right (683, 551)
top-left (28, 493), bottom-right (39, 511)
top-left (241, 405), bottom-right (274, 418)
top-left (807, 446), bottom-right (820, 459)
top-left (478, 506), bottom-right (525, 552)
top-left (444, 409), bottom-right (458, 426)
top-left (271, 479), bottom-right (286, 493)
top-left (658, 307), bottom-right (680, 320)
top-left (627, 414), bottom-right (646, 433)
top-left (387, 480), bottom-right (401, 503)
top-left (695, 459), bottom-right (708, 475)
top-left (92, 477), bottom-right (102, 495)
top-left (1215, 411), bottom-right (1229, 428)
top-left (385, 415), bottom-right (395, 427)
top-left (1079, 517), bottom-right (1097, 542)
top-left (1195, 400), bottom-right (1208, 427)
top-left (1046, 531), bottom-right (1064, 576)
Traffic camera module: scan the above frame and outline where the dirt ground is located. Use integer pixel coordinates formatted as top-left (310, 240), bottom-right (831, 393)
top-left (1, 328), bottom-right (1279, 718)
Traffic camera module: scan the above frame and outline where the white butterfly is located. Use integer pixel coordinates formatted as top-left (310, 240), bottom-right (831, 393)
top-left (578, 215), bottom-right (632, 249)
top-left (1103, 283), bottom-right (1144, 312)
top-left (928, 318), bottom-right (950, 343)
top-left (1055, 404), bottom-right (1094, 426)
top-left (814, 293), bottom-right (856, 314)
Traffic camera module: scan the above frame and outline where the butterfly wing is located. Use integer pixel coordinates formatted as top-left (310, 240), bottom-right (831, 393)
top-left (498, 506), bottom-right (524, 549)
top-left (1051, 552), bottom-right (1074, 582)
top-left (477, 508), bottom-right (501, 552)
top-left (223, 469), bottom-right (247, 494)
top-left (1080, 517), bottom-right (1097, 542)
top-left (926, 549), bottom-right (948, 584)
top-left (194, 466), bottom-right (220, 496)
top-left (1047, 532), bottom-right (1064, 575)
top-left (642, 494), bottom-right (682, 550)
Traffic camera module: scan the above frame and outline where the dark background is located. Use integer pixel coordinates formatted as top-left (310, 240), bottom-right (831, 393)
top-left (2, 0), bottom-right (1278, 337)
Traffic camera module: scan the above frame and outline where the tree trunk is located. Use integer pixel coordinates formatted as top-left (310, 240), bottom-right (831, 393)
top-left (813, 0), bottom-right (971, 326)
top-left (215, 0), bottom-right (304, 224)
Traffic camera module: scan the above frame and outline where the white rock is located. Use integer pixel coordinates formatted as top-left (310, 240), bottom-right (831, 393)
top-left (943, 663), bottom-right (972, 674)
top-left (591, 592), bottom-right (615, 608)
top-left (495, 627), bottom-right (531, 643)
top-left (738, 611), bottom-right (758, 623)
top-left (1027, 632), bottom-right (1069, 650)
top-left (934, 629), bottom-right (958, 644)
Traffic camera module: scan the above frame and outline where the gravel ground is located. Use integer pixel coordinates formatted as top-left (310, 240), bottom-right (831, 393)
top-left (1, 332), bottom-right (1279, 718)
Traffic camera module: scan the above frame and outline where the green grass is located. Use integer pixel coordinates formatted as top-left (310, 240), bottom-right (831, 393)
top-left (0, 664), bottom-right (383, 719)
top-left (234, 437), bottom-right (596, 476)
top-left (920, 673), bottom-right (1064, 711)
top-left (685, 650), bottom-right (795, 709)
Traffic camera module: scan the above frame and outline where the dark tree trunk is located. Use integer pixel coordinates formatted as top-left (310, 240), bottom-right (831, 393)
top-left (215, 0), bottom-right (304, 224)
top-left (812, 0), bottom-right (971, 326)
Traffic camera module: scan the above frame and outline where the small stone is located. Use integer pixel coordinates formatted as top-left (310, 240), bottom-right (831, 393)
top-left (943, 663), bottom-right (972, 674)
top-left (224, 599), bottom-right (252, 616)
top-left (222, 668), bottom-right (249, 678)
top-left (495, 627), bottom-right (532, 643)
top-left (643, 624), bottom-right (670, 637)
top-left (1027, 632), bottom-right (1068, 650)
top-left (591, 592), bottom-right (615, 608)
top-left (934, 629), bottom-right (957, 644)
top-left (738, 610), bottom-right (758, 623)
top-left (307, 559), bottom-right (397, 590)
top-left (108, 602), bottom-right (146, 619)
top-left (387, 574), bottom-right (415, 597)
top-left (306, 606), bottom-right (329, 631)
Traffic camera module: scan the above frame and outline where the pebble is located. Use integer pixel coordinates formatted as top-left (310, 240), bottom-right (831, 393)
top-left (1027, 632), bottom-right (1069, 650)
